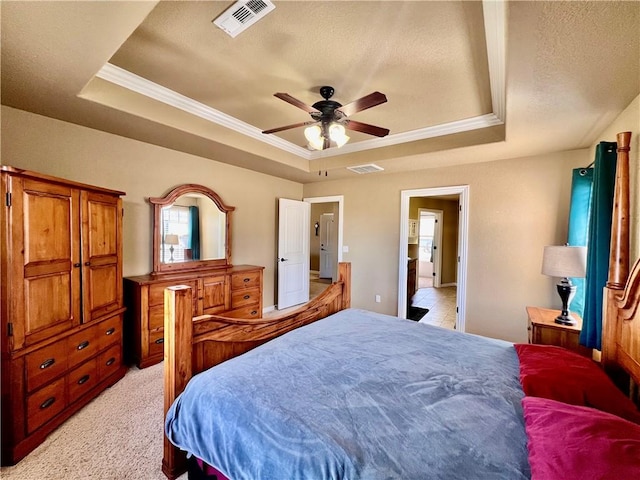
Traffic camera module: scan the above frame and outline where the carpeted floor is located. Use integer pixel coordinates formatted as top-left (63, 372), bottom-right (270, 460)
top-left (407, 306), bottom-right (429, 321)
top-left (0, 363), bottom-right (186, 480)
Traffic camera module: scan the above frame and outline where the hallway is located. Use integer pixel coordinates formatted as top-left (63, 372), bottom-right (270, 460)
top-left (410, 286), bottom-right (457, 330)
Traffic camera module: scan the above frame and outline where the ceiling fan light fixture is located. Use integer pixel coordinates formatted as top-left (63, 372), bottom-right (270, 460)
top-left (329, 123), bottom-right (350, 148)
top-left (304, 125), bottom-right (324, 150)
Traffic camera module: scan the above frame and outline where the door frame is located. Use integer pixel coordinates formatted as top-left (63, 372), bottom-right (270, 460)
top-left (303, 195), bottom-right (344, 272)
top-left (398, 186), bottom-right (469, 332)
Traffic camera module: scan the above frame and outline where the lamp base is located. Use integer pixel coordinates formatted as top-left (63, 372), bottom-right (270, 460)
top-left (554, 313), bottom-right (578, 326)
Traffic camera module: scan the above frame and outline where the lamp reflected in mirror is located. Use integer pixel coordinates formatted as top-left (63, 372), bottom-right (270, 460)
top-left (164, 234), bottom-right (180, 262)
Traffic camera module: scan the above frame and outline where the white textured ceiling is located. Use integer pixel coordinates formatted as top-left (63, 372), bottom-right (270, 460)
top-left (1, 1), bottom-right (639, 183)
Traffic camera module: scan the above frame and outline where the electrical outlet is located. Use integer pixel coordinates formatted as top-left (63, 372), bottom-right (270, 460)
top-left (375, 295), bottom-right (381, 303)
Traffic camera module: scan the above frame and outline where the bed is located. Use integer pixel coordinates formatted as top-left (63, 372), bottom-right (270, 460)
top-left (162, 132), bottom-right (639, 479)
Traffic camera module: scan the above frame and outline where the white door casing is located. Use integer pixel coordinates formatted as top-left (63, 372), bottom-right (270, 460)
top-left (398, 186), bottom-right (469, 331)
top-left (277, 198), bottom-right (310, 309)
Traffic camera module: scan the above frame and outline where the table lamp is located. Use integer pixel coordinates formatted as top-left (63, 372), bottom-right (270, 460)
top-left (541, 245), bottom-right (587, 326)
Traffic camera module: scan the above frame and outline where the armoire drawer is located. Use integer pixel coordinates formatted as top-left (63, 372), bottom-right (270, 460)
top-left (67, 326), bottom-right (100, 368)
top-left (27, 377), bottom-right (67, 434)
top-left (97, 314), bottom-right (122, 350)
top-left (26, 340), bottom-right (68, 393)
top-left (67, 358), bottom-right (98, 402)
top-left (98, 344), bottom-right (122, 380)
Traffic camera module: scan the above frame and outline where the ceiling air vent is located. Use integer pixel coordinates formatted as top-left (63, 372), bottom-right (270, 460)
top-left (347, 164), bottom-right (385, 174)
top-left (213, 0), bottom-right (276, 38)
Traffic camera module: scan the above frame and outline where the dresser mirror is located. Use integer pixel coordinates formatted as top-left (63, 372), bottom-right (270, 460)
top-left (149, 184), bottom-right (234, 274)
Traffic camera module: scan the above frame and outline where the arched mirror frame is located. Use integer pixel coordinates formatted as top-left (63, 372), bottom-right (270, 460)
top-left (149, 184), bottom-right (235, 275)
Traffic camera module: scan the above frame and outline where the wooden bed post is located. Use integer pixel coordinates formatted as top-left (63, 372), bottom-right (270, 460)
top-left (162, 285), bottom-right (193, 479)
top-left (338, 262), bottom-right (351, 310)
top-left (602, 132), bottom-right (631, 377)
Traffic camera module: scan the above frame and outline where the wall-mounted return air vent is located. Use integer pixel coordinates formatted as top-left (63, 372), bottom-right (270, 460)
top-left (213, 0), bottom-right (276, 38)
top-left (347, 164), bottom-right (385, 174)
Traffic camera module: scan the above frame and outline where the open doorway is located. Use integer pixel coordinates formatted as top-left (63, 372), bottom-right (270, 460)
top-left (398, 186), bottom-right (469, 331)
top-left (304, 195), bottom-right (344, 300)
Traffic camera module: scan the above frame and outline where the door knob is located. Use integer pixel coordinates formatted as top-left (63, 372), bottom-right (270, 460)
top-left (280, 258), bottom-right (288, 262)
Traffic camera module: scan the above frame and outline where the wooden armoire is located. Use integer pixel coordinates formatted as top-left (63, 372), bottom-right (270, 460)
top-left (1, 166), bottom-right (127, 465)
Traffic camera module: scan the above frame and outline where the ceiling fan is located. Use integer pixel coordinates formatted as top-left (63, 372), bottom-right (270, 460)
top-left (262, 86), bottom-right (390, 150)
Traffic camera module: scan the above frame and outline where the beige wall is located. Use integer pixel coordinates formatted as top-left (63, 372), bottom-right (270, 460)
top-left (1, 106), bottom-right (303, 309)
top-left (303, 150), bottom-right (592, 342)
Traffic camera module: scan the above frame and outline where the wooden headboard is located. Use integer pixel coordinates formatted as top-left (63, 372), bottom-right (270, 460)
top-left (602, 131), bottom-right (640, 397)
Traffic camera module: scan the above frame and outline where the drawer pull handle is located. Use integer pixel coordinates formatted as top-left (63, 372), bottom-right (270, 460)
top-left (77, 375), bottom-right (90, 385)
top-left (40, 358), bottom-right (55, 370)
top-left (251, 310), bottom-right (258, 316)
top-left (40, 397), bottom-right (56, 410)
top-left (84, 261), bottom-right (91, 266)
top-left (155, 338), bottom-right (164, 344)
top-left (105, 328), bottom-right (115, 336)
top-left (106, 357), bottom-right (116, 366)
top-left (73, 263), bottom-right (81, 268)
top-left (243, 294), bottom-right (250, 300)
top-left (243, 278), bottom-right (250, 282)
top-left (77, 340), bottom-right (90, 350)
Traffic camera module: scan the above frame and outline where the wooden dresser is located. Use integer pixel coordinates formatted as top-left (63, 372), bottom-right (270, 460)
top-left (124, 265), bottom-right (264, 368)
top-left (1, 166), bottom-right (127, 465)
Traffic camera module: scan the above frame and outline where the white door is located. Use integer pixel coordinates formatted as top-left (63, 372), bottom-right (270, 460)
top-left (319, 213), bottom-right (335, 279)
top-left (418, 209), bottom-right (443, 288)
top-left (277, 198), bottom-right (310, 309)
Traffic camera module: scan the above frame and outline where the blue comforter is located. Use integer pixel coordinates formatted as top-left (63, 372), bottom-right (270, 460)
top-left (166, 309), bottom-right (530, 479)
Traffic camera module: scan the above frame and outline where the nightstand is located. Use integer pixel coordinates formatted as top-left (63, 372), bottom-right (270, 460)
top-left (526, 306), bottom-right (592, 357)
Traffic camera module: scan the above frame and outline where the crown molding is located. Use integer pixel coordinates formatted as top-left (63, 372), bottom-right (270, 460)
top-left (96, 63), bottom-right (311, 158)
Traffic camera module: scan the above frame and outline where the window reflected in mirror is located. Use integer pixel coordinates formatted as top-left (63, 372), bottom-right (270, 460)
top-left (161, 194), bottom-right (226, 263)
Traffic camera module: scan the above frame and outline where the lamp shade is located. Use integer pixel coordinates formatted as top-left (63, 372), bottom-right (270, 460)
top-left (541, 245), bottom-right (587, 278)
top-left (164, 234), bottom-right (179, 245)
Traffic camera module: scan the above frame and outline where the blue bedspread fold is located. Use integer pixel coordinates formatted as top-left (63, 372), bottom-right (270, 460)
top-left (166, 309), bottom-right (530, 479)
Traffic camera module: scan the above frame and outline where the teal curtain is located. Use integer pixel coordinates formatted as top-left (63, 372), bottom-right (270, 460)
top-left (567, 168), bottom-right (594, 318)
top-left (579, 142), bottom-right (617, 350)
top-left (189, 206), bottom-right (201, 260)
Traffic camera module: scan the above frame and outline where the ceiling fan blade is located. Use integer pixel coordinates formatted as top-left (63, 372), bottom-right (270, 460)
top-left (262, 121), bottom-right (316, 135)
top-left (345, 120), bottom-right (390, 137)
top-left (337, 92), bottom-right (387, 117)
top-left (274, 93), bottom-right (320, 114)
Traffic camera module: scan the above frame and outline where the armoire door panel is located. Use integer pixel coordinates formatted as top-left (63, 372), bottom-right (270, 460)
top-left (84, 264), bottom-right (119, 319)
top-left (22, 194), bottom-right (73, 265)
top-left (24, 273), bottom-right (75, 343)
top-left (83, 192), bottom-right (119, 259)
